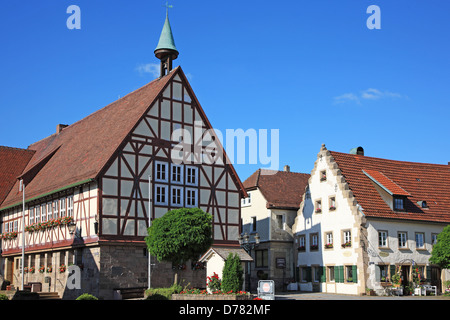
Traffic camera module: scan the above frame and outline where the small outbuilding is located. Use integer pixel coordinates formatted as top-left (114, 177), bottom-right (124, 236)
top-left (200, 247), bottom-right (253, 292)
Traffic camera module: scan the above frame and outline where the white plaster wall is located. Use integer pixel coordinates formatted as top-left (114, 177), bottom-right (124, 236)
top-left (241, 189), bottom-right (270, 241)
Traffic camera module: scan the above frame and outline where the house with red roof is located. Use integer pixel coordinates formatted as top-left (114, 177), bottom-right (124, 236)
top-left (293, 144), bottom-right (450, 295)
top-left (0, 11), bottom-right (246, 299)
top-left (241, 166), bottom-right (310, 291)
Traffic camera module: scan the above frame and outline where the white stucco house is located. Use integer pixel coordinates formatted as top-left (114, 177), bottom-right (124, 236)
top-left (293, 144), bottom-right (450, 296)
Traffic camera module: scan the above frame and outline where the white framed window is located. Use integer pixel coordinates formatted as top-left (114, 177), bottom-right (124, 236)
top-left (432, 233), bottom-right (438, 246)
top-left (378, 231), bottom-right (388, 248)
top-left (310, 233), bottom-right (319, 250)
top-left (343, 230), bottom-right (352, 247)
top-left (325, 232), bottom-right (333, 248)
top-left (35, 206), bottom-right (40, 223)
top-left (328, 266), bottom-right (335, 282)
top-left (30, 207), bottom-right (35, 225)
top-left (41, 204), bottom-right (47, 222)
top-left (155, 161), bottom-right (168, 182)
top-left (171, 164), bottom-right (183, 184)
top-left (155, 185), bottom-right (168, 205)
top-left (67, 196), bottom-right (74, 217)
top-left (185, 188), bottom-right (198, 207)
top-left (53, 200), bottom-right (59, 219)
top-left (60, 198), bottom-right (66, 217)
top-left (298, 235), bottom-right (306, 249)
top-left (13, 220), bottom-right (18, 232)
top-left (186, 166), bottom-right (198, 186)
top-left (47, 203), bottom-right (53, 221)
top-left (171, 186), bottom-right (183, 206)
top-left (398, 232), bottom-right (408, 248)
top-left (415, 232), bottom-right (425, 249)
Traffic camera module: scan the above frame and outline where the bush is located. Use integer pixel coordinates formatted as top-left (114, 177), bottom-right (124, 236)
top-left (221, 253), bottom-right (243, 293)
top-left (0, 294), bottom-right (9, 300)
top-left (145, 283), bottom-right (182, 300)
top-left (76, 293), bottom-right (98, 300)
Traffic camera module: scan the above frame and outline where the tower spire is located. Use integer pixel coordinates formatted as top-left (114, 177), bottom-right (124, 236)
top-left (154, 2), bottom-right (179, 77)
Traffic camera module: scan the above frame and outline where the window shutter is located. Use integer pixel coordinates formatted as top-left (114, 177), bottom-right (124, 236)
top-left (320, 267), bottom-right (326, 282)
top-left (390, 265), bottom-right (396, 280)
top-left (352, 265), bottom-right (358, 283)
top-left (336, 266), bottom-right (344, 283)
top-left (426, 266), bottom-right (432, 282)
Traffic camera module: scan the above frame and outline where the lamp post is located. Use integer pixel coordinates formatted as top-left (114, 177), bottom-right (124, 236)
top-left (238, 232), bottom-right (260, 292)
top-left (238, 232), bottom-right (260, 253)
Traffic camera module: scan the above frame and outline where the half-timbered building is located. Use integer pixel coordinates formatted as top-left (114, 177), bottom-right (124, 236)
top-left (0, 11), bottom-right (246, 299)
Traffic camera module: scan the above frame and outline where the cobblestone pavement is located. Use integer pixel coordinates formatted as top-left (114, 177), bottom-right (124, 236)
top-left (275, 291), bottom-right (450, 300)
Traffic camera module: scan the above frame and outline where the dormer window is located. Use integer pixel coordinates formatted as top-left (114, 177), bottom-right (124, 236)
top-left (393, 196), bottom-right (405, 211)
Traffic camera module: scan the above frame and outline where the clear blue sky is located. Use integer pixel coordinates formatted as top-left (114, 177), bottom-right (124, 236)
top-left (1, 0), bottom-right (449, 182)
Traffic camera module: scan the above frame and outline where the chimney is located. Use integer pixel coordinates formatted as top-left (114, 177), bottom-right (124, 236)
top-left (57, 124), bottom-right (68, 134)
top-left (284, 165), bottom-right (290, 172)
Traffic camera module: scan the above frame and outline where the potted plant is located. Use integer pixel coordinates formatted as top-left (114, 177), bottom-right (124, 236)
top-left (391, 273), bottom-right (401, 288)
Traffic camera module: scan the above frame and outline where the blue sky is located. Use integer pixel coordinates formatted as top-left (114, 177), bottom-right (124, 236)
top-left (1, 1), bottom-right (449, 182)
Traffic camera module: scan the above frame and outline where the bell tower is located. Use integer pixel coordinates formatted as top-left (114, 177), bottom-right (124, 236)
top-left (154, 2), bottom-right (179, 77)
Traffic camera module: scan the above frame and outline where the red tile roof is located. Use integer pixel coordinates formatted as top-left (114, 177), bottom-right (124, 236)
top-left (330, 151), bottom-right (450, 223)
top-left (0, 69), bottom-right (177, 209)
top-left (243, 169), bottom-right (310, 209)
top-left (0, 66), bottom-right (247, 209)
top-left (363, 169), bottom-right (410, 196)
top-left (0, 147), bottom-right (35, 205)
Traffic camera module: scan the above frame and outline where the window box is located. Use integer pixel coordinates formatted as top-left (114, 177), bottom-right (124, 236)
top-left (341, 241), bottom-right (352, 248)
top-left (297, 246), bottom-right (306, 252)
top-left (310, 244), bottom-right (319, 251)
top-left (329, 206), bottom-right (336, 211)
top-left (315, 208), bottom-right (322, 213)
top-left (325, 243), bottom-right (333, 249)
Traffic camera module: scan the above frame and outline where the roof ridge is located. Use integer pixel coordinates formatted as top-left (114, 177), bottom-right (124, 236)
top-left (330, 150), bottom-right (450, 168)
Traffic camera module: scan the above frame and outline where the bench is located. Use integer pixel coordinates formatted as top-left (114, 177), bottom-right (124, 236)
top-left (113, 287), bottom-right (146, 300)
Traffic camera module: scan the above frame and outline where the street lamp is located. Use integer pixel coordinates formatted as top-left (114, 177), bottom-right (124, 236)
top-left (238, 232), bottom-right (260, 292)
top-left (238, 232), bottom-right (260, 253)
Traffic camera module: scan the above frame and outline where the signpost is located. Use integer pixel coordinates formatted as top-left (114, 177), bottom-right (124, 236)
top-left (257, 280), bottom-right (275, 300)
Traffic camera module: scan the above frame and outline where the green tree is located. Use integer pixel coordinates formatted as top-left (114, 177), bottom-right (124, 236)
top-left (221, 253), bottom-right (244, 293)
top-left (145, 208), bottom-right (213, 266)
top-left (430, 225), bottom-right (450, 269)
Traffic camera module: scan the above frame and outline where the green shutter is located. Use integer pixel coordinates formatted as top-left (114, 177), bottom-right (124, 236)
top-left (352, 265), bottom-right (358, 283)
top-left (426, 266), bottom-right (432, 282)
top-left (336, 266), bottom-right (344, 283)
top-left (320, 266), bottom-right (326, 282)
top-left (390, 265), bottom-right (396, 280)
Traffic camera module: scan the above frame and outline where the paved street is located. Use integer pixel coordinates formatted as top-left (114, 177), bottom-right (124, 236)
top-left (275, 291), bottom-right (450, 300)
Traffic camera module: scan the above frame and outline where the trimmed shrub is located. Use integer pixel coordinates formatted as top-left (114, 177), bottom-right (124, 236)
top-left (0, 294), bottom-right (9, 300)
top-left (76, 293), bottom-right (98, 300)
top-left (221, 253), bottom-right (243, 293)
top-left (145, 283), bottom-right (182, 300)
